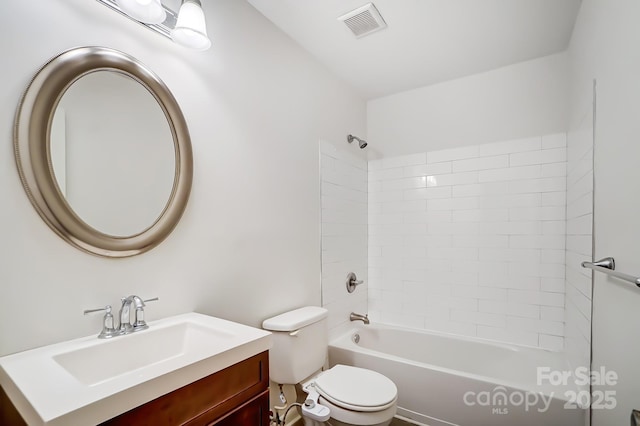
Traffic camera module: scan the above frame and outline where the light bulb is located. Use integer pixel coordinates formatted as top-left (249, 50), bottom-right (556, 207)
top-left (171, 0), bottom-right (211, 50)
top-left (115, 0), bottom-right (166, 24)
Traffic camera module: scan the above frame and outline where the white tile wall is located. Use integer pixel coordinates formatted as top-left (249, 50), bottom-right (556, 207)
top-left (564, 103), bottom-right (594, 387)
top-left (368, 134), bottom-right (568, 349)
top-left (320, 141), bottom-right (368, 331)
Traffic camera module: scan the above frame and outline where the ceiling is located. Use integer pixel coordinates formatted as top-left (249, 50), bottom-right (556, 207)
top-left (247, 0), bottom-right (582, 100)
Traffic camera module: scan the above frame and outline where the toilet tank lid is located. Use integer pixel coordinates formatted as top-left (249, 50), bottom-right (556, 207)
top-left (262, 306), bottom-right (328, 331)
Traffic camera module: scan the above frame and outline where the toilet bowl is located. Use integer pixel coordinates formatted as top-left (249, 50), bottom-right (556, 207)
top-left (303, 364), bottom-right (397, 426)
top-left (262, 307), bottom-right (398, 426)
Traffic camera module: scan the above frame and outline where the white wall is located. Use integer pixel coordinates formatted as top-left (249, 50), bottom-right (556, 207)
top-left (368, 134), bottom-right (568, 349)
top-left (367, 53), bottom-right (568, 158)
top-left (568, 0), bottom-right (640, 424)
top-left (0, 0), bottom-right (365, 356)
top-left (320, 141), bottom-right (368, 332)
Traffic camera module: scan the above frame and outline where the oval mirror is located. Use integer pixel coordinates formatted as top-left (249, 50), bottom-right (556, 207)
top-left (14, 47), bottom-right (193, 257)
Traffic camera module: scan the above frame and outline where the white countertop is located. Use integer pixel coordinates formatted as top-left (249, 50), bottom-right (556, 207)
top-left (0, 313), bottom-right (271, 425)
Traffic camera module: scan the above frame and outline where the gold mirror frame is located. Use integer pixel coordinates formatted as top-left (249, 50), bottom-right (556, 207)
top-left (14, 46), bottom-right (193, 258)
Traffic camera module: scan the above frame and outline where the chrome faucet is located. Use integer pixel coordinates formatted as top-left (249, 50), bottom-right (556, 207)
top-left (85, 296), bottom-right (158, 339)
top-left (350, 312), bottom-right (370, 324)
top-left (119, 295), bottom-right (149, 334)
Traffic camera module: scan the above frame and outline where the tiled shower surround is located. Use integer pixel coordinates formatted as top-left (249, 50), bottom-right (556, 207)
top-left (320, 141), bottom-right (368, 331)
top-left (368, 134), bottom-right (570, 349)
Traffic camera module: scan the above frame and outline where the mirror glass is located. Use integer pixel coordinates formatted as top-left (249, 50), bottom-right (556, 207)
top-left (51, 71), bottom-right (175, 237)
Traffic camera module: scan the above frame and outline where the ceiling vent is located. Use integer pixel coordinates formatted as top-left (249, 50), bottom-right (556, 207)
top-left (338, 3), bottom-right (387, 38)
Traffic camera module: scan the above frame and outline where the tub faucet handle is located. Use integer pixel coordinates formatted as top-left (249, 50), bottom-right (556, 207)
top-left (346, 272), bottom-right (364, 293)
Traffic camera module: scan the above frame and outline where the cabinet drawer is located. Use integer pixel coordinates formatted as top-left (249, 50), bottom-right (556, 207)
top-left (205, 390), bottom-right (269, 426)
top-left (102, 351), bottom-right (269, 426)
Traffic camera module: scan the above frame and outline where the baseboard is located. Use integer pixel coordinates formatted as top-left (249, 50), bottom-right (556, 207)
top-left (396, 407), bottom-right (460, 426)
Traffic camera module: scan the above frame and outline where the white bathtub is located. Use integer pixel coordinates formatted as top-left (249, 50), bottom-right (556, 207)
top-left (328, 324), bottom-right (587, 426)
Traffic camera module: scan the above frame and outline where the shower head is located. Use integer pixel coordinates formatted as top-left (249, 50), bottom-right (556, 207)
top-left (347, 134), bottom-right (367, 149)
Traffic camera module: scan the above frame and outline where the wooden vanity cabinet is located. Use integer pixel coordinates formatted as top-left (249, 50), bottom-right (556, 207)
top-left (0, 385), bottom-right (27, 426)
top-left (102, 351), bottom-right (269, 426)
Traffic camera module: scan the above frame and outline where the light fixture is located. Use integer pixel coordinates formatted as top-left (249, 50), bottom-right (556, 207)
top-left (115, 0), bottom-right (166, 24)
top-left (171, 0), bottom-right (212, 51)
top-left (96, 0), bottom-right (211, 51)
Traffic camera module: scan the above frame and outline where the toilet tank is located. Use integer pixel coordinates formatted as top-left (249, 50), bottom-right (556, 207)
top-left (262, 306), bottom-right (328, 385)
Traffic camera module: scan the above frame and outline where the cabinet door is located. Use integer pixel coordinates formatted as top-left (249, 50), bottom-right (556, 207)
top-left (101, 351), bottom-right (268, 426)
top-left (206, 390), bottom-right (269, 426)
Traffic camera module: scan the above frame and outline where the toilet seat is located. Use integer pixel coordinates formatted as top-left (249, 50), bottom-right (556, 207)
top-left (314, 365), bottom-right (397, 412)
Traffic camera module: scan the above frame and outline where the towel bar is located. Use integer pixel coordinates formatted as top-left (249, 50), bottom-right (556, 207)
top-left (581, 257), bottom-right (640, 287)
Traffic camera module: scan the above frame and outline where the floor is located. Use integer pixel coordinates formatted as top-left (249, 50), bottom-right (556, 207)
top-left (390, 417), bottom-right (421, 426)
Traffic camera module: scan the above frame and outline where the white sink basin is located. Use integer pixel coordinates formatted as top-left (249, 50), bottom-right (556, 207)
top-left (53, 321), bottom-right (236, 386)
top-left (0, 313), bottom-right (271, 426)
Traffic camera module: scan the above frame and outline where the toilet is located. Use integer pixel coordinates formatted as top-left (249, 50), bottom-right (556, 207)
top-left (262, 306), bottom-right (397, 426)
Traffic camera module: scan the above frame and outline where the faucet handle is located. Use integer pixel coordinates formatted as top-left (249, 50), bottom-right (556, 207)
top-left (83, 305), bottom-right (111, 315)
top-left (346, 272), bottom-right (364, 293)
top-left (132, 297), bottom-right (159, 331)
top-left (84, 305), bottom-right (118, 339)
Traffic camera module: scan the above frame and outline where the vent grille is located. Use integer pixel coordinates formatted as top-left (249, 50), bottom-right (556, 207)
top-left (338, 3), bottom-right (387, 38)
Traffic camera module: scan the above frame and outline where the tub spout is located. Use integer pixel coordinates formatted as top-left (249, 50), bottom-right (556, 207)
top-left (350, 312), bottom-right (370, 324)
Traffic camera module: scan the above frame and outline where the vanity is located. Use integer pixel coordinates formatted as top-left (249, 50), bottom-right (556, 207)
top-left (4, 45), bottom-right (274, 424)
top-left (2, 45), bottom-right (273, 423)
top-left (0, 313), bottom-right (272, 425)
